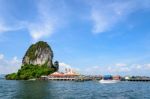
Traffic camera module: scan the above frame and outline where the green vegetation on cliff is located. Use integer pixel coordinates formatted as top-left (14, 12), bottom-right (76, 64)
top-left (25, 41), bottom-right (53, 61)
top-left (5, 64), bottom-right (55, 80)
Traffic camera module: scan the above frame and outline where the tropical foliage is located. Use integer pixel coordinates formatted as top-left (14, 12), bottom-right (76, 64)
top-left (5, 64), bottom-right (55, 80)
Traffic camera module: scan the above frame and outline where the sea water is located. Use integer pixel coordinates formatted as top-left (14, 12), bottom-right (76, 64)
top-left (0, 79), bottom-right (150, 99)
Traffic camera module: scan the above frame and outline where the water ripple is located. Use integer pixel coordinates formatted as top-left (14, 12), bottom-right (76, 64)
top-left (0, 80), bottom-right (150, 99)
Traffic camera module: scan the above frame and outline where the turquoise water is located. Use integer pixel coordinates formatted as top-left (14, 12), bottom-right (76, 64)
top-left (0, 79), bottom-right (150, 99)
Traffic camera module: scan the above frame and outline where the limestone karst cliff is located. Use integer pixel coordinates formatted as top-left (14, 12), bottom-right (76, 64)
top-left (22, 41), bottom-right (53, 68)
top-left (5, 41), bottom-right (59, 80)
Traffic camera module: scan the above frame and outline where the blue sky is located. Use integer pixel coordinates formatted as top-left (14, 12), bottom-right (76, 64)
top-left (0, 0), bottom-right (150, 76)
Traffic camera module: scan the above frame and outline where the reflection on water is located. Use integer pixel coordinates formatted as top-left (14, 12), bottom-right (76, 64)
top-left (1, 79), bottom-right (150, 99)
top-left (14, 81), bottom-right (51, 99)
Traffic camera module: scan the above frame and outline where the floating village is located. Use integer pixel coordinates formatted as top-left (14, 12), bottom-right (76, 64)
top-left (39, 67), bottom-right (150, 83)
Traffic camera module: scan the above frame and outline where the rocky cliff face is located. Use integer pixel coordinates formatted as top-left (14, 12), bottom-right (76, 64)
top-left (22, 41), bottom-right (53, 68)
top-left (5, 41), bottom-right (59, 80)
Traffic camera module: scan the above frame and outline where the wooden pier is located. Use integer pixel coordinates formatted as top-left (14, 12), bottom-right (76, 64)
top-left (126, 79), bottom-right (150, 82)
top-left (40, 75), bottom-right (96, 81)
top-left (48, 77), bottom-right (76, 81)
top-left (48, 77), bottom-right (93, 81)
top-left (40, 75), bottom-right (150, 82)
top-left (123, 77), bottom-right (150, 82)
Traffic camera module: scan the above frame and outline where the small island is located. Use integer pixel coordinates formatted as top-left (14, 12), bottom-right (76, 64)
top-left (5, 41), bottom-right (59, 80)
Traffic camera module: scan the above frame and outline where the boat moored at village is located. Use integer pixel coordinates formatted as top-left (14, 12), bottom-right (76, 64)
top-left (99, 75), bottom-right (121, 84)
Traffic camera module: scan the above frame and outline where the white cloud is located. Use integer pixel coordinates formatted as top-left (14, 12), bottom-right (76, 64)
top-left (131, 64), bottom-right (142, 69)
top-left (0, 24), bottom-right (10, 33)
top-left (0, 20), bottom-right (24, 33)
top-left (89, 0), bottom-right (150, 33)
top-left (59, 62), bottom-right (71, 73)
top-left (0, 54), bottom-right (21, 74)
top-left (27, 7), bottom-right (55, 42)
top-left (84, 66), bottom-right (103, 75)
top-left (77, 63), bottom-right (150, 75)
top-left (107, 63), bottom-right (150, 75)
top-left (144, 64), bottom-right (150, 69)
top-left (116, 63), bottom-right (127, 67)
top-left (28, 21), bottom-right (54, 42)
top-left (0, 16), bottom-right (26, 33)
top-left (107, 66), bottom-right (130, 74)
top-left (27, 0), bottom-right (67, 42)
top-left (0, 0), bottom-right (68, 42)
top-left (0, 54), bottom-right (4, 60)
top-left (59, 62), bottom-right (80, 73)
top-left (0, 0), bottom-right (150, 39)
top-left (146, 64), bottom-right (150, 68)
top-left (59, 62), bottom-right (71, 68)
